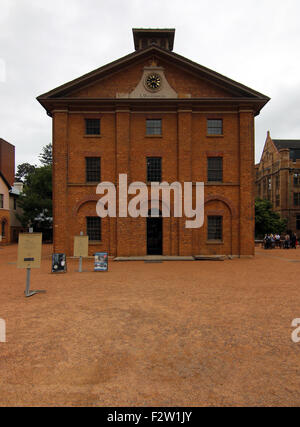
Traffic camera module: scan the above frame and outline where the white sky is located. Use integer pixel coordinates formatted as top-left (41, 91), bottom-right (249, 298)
top-left (0, 0), bottom-right (300, 167)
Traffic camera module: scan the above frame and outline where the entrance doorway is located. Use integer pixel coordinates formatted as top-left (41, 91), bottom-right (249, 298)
top-left (147, 209), bottom-right (163, 255)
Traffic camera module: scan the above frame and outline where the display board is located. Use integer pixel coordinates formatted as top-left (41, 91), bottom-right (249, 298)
top-left (52, 254), bottom-right (67, 273)
top-left (17, 233), bottom-right (42, 269)
top-left (74, 235), bottom-right (89, 257)
top-left (94, 252), bottom-right (108, 272)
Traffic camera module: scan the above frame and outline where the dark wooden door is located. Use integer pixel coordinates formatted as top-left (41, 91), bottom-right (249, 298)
top-left (147, 217), bottom-right (163, 255)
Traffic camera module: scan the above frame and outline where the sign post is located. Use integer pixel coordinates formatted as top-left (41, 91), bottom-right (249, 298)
top-left (74, 235), bottom-right (89, 272)
top-left (25, 267), bottom-right (31, 295)
top-left (17, 233), bottom-right (45, 298)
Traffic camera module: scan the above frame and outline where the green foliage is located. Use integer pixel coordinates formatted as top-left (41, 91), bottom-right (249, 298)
top-left (15, 163), bottom-right (36, 183)
top-left (17, 165), bottom-right (52, 233)
top-left (39, 143), bottom-right (52, 166)
top-left (15, 144), bottom-right (53, 239)
top-left (255, 198), bottom-right (287, 237)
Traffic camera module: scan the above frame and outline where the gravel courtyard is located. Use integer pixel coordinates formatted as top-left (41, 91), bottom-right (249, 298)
top-left (1, 244), bottom-right (300, 407)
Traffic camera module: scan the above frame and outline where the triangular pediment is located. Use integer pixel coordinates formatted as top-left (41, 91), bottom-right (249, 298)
top-left (38, 46), bottom-right (269, 101)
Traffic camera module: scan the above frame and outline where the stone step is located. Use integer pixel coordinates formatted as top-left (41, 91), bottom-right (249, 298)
top-left (194, 255), bottom-right (227, 261)
top-left (114, 256), bottom-right (195, 262)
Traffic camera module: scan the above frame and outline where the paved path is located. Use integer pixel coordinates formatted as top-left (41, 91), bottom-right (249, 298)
top-left (0, 245), bottom-right (300, 406)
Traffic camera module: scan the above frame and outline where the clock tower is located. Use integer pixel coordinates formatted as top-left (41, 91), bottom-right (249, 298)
top-left (132, 28), bottom-right (175, 51)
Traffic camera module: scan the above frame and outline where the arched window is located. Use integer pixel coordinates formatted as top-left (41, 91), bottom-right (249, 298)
top-left (1, 220), bottom-right (6, 237)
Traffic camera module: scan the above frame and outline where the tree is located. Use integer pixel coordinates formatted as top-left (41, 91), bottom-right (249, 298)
top-left (39, 143), bottom-right (52, 166)
top-left (255, 198), bottom-right (287, 237)
top-left (15, 163), bottom-right (36, 183)
top-left (16, 144), bottom-right (53, 240)
top-left (17, 165), bottom-right (52, 239)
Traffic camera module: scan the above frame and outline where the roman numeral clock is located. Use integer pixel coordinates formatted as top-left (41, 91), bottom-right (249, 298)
top-left (117, 63), bottom-right (178, 98)
top-left (145, 73), bottom-right (161, 91)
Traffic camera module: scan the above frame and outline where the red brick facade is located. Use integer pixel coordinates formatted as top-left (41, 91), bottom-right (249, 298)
top-left (0, 173), bottom-right (11, 245)
top-left (38, 29), bottom-right (269, 257)
top-left (0, 139), bottom-right (15, 187)
top-left (0, 140), bottom-right (17, 245)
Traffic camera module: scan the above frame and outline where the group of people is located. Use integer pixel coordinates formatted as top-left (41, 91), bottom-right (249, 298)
top-left (264, 233), bottom-right (298, 249)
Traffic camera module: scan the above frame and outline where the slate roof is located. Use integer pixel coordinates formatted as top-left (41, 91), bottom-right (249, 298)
top-left (273, 139), bottom-right (300, 161)
top-left (273, 140), bottom-right (300, 150)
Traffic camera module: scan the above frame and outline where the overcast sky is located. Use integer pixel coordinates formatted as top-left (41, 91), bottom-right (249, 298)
top-left (1, 0), bottom-right (300, 168)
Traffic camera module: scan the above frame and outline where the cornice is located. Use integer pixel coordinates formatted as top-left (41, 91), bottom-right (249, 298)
top-left (38, 97), bottom-right (269, 117)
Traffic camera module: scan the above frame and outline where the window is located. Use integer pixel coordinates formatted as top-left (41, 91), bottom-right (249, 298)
top-left (297, 215), bottom-right (300, 231)
top-left (290, 150), bottom-right (300, 162)
top-left (207, 157), bottom-right (223, 182)
top-left (268, 177), bottom-right (272, 191)
top-left (207, 119), bottom-right (223, 135)
top-left (86, 217), bottom-right (101, 241)
top-left (86, 157), bottom-right (101, 183)
top-left (0, 194), bottom-right (3, 209)
top-left (85, 119), bottom-right (100, 135)
top-left (294, 193), bottom-right (300, 206)
top-left (276, 174), bottom-right (280, 189)
top-left (146, 119), bottom-right (162, 135)
top-left (1, 220), bottom-right (5, 237)
top-left (14, 197), bottom-right (17, 210)
top-left (208, 216), bottom-right (223, 241)
top-left (147, 157), bottom-right (162, 182)
top-left (294, 173), bottom-right (300, 186)
top-left (276, 194), bottom-right (280, 207)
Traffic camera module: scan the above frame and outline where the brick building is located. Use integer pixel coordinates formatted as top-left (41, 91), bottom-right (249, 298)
top-left (0, 171), bottom-right (10, 244)
top-left (255, 131), bottom-right (300, 234)
top-left (0, 138), bottom-right (15, 245)
top-left (38, 28), bottom-right (269, 257)
top-left (0, 138), bottom-right (15, 187)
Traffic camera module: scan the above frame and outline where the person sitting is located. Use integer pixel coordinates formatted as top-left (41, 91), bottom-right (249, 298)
top-left (275, 234), bottom-right (281, 248)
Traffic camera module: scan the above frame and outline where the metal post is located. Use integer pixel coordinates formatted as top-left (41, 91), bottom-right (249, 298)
top-left (25, 268), bottom-right (31, 296)
top-left (25, 266), bottom-right (46, 298)
top-left (79, 256), bottom-right (82, 273)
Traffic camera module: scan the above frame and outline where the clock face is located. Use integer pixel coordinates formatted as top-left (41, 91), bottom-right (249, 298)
top-left (146, 73), bottom-right (161, 90)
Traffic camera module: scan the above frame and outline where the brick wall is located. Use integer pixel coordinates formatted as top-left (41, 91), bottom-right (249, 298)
top-left (0, 139), bottom-right (15, 186)
top-left (50, 56), bottom-right (256, 257)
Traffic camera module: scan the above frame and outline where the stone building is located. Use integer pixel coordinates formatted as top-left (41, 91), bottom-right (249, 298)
top-left (255, 131), bottom-right (300, 234)
top-left (37, 28), bottom-right (269, 257)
